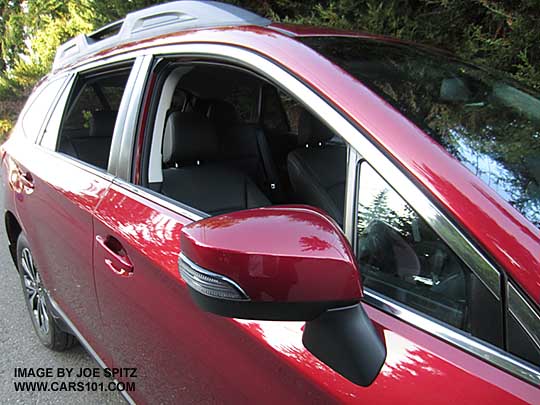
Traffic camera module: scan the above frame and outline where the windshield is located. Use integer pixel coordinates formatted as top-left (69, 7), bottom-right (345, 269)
top-left (301, 36), bottom-right (540, 228)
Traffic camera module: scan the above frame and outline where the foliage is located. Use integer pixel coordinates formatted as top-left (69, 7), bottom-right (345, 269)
top-left (0, 0), bottom-right (539, 141)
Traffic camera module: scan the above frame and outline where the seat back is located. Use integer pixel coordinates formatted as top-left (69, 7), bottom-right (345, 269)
top-left (287, 110), bottom-right (347, 224)
top-left (161, 111), bottom-right (269, 215)
top-left (58, 110), bottom-right (116, 169)
top-left (221, 123), bottom-right (281, 199)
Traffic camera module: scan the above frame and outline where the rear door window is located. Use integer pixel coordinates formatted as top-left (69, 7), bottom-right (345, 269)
top-left (56, 65), bottom-right (133, 171)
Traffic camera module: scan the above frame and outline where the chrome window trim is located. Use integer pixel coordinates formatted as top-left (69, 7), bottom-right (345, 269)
top-left (508, 282), bottom-right (540, 352)
top-left (365, 289), bottom-right (540, 386)
top-left (21, 75), bottom-right (71, 144)
top-left (343, 146), bottom-right (360, 245)
top-left (108, 54), bottom-right (153, 179)
top-left (47, 293), bottom-right (136, 405)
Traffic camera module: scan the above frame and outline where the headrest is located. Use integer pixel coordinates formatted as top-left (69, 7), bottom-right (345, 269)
top-left (440, 78), bottom-right (471, 102)
top-left (162, 112), bottom-right (219, 165)
top-left (298, 109), bottom-right (334, 146)
top-left (208, 100), bottom-right (238, 125)
top-left (89, 110), bottom-right (117, 137)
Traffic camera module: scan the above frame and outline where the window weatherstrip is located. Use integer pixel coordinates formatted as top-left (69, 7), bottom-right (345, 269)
top-left (104, 42), bottom-right (499, 294)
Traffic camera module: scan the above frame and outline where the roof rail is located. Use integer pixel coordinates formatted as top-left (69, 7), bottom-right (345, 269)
top-left (52, 1), bottom-right (271, 70)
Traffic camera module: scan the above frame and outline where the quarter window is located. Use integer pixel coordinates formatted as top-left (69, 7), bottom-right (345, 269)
top-left (21, 78), bottom-right (66, 142)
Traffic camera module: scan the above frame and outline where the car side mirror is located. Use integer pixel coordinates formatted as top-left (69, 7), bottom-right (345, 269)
top-left (180, 205), bottom-right (386, 386)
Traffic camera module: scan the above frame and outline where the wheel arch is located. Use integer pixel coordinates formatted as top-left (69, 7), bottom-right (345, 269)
top-left (5, 210), bottom-right (22, 267)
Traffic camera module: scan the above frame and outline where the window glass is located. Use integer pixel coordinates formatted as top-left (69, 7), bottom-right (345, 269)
top-left (21, 78), bottom-right (66, 142)
top-left (261, 85), bottom-right (289, 133)
top-left (222, 85), bottom-right (258, 123)
top-left (41, 77), bottom-right (73, 150)
top-left (56, 68), bottom-right (131, 170)
top-left (145, 60), bottom-right (348, 223)
top-left (507, 283), bottom-right (540, 366)
top-left (357, 162), bottom-right (481, 331)
top-left (302, 36), bottom-right (540, 229)
top-left (279, 90), bottom-right (302, 134)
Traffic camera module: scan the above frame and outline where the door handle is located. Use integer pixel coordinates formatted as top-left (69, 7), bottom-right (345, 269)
top-left (19, 170), bottom-right (34, 193)
top-left (95, 235), bottom-right (134, 276)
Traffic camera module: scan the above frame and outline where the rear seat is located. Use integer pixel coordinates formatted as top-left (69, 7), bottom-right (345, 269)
top-left (207, 100), bottom-right (282, 201)
top-left (59, 110), bottom-right (117, 170)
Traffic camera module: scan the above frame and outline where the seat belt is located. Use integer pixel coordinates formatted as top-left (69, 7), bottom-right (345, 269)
top-left (255, 131), bottom-right (280, 200)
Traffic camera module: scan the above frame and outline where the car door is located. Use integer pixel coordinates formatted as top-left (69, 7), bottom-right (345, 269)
top-left (20, 57), bottom-right (143, 366)
top-left (92, 46), bottom-right (539, 405)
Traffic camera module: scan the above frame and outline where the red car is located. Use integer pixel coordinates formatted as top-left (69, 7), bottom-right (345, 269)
top-left (2, 1), bottom-right (539, 403)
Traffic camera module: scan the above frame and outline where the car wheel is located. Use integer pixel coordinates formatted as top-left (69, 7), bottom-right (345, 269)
top-left (16, 233), bottom-right (77, 351)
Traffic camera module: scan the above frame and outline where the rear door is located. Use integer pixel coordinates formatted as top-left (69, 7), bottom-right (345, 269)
top-left (15, 58), bottom-right (141, 365)
top-left (7, 71), bottom-right (113, 358)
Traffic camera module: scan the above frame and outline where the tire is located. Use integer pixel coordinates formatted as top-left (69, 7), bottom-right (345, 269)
top-left (16, 233), bottom-right (77, 351)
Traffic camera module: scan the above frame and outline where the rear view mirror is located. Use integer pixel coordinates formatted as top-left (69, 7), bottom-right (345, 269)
top-left (180, 205), bottom-right (386, 386)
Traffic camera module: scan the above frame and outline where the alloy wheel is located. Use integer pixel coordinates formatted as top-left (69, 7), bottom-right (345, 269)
top-left (20, 247), bottom-right (49, 335)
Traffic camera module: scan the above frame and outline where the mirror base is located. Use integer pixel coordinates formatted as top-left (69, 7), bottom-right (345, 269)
top-left (303, 303), bottom-right (386, 386)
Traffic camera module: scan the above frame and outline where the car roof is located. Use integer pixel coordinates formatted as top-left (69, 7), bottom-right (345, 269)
top-left (53, 3), bottom-right (540, 304)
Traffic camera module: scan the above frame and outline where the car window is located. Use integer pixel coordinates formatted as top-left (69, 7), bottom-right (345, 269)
top-left (142, 61), bottom-right (347, 226)
top-left (356, 162), bottom-right (501, 343)
top-left (40, 76), bottom-right (73, 150)
top-left (21, 77), bottom-right (66, 142)
top-left (261, 85), bottom-right (289, 133)
top-left (56, 67), bottom-right (132, 171)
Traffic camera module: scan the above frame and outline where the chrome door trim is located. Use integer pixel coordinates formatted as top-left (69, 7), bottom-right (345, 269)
top-left (96, 42), bottom-right (501, 297)
top-left (52, 41), bottom-right (536, 386)
top-left (108, 54), bottom-right (153, 179)
top-left (365, 289), bottom-right (540, 386)
top-left (47, 294), bottom-right (136, 405)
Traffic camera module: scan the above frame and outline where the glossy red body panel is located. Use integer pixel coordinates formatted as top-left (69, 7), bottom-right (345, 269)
top-left (181, 206), bottom-right (362, 302)
top-left (2, 135), bottom-right (113, 364)
top-left (74, 25), bottom-right (540, 304)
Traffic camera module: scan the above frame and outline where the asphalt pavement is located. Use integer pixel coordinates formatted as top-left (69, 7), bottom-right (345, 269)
top-left (0, 186), bottom-right (124, 404)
